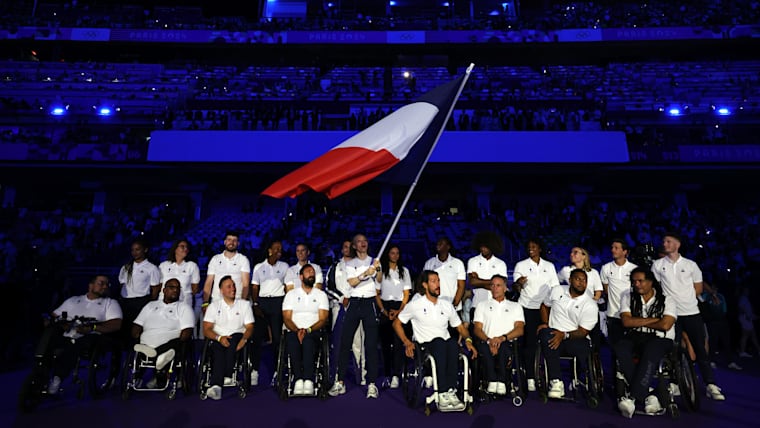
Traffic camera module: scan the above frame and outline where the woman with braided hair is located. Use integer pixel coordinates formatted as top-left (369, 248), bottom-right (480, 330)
top-left (614, 267), bottom-right (677, 418)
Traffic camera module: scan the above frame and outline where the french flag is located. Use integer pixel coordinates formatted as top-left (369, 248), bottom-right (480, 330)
top-left (261, 67), bottom-right (472, 199)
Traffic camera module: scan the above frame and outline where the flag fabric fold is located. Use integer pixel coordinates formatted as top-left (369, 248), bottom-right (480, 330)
top-left (261, 71), bottom-right (469, 199)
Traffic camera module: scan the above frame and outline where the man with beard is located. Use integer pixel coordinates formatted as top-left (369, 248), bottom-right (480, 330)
top-left (394, 270), bottom-right (477, 411)
top-left (538, 269), bottom-right (598, 399)
top-left (132, 278), bottom-right (195, 388)
top-left (282, 264), bottom-right (329, 395)
top-left (202, 231), bottom-right (251, 304)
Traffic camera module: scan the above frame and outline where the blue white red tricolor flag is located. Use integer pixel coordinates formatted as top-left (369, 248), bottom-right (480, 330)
top-left (261, 65), bottom-right (472, 199)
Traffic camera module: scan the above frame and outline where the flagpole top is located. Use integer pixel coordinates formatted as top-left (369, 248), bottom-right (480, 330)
top-left (466, 63), bottom-right (475, 74)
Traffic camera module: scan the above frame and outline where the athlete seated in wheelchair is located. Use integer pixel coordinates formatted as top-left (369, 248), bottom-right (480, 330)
top-left (44, 275), bottom-right (123, 399)
top-left (535, 269), bottom-right (601, 406)
top-left (472, 274), bottom-right (527, 405)
top-left (199, 275), bottom-right (254, 400)
top-left (277, 264), bottom-right (331, 398)
top-left (614, 267), bottom-right (679, 418)
top-left (393, 270), bottom-right (477, 414)
top-left (122, 278), bottom-right (195, 399)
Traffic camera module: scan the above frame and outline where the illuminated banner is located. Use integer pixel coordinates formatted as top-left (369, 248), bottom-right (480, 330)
top-left (602, 27), bottom-right (721, 41)
top-left (679, 145), bottom-right (760, 162)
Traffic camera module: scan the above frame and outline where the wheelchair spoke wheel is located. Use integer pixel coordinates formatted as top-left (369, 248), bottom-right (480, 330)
top-left (88, 345), bottom-right (120, 399)
top-left (18, 374), bottom-right (42, 413)
top-left (678, 351), bottom-right (700, 412)
top-left (402, 358), bottom-right (423, 409)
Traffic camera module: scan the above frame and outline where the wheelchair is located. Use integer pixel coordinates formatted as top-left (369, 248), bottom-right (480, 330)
top-left (401, 340), bottom-right (474, 415)
top-left (471, 338), bottom-right (527, 407)
top-left (197, 338), bottom-right (250, 399)
top-left (614, 352), bottom-right (680, 418)
top-left (672, 334), bottom-right (700, 412)
top-left (274, 329), bottom-right (331, 400)
top-left (121, 340), bottom-right (195, 400)
top-left (18, 316), bottom-right (121, 411)
top-left (534, 335), bottom-right (602, 408)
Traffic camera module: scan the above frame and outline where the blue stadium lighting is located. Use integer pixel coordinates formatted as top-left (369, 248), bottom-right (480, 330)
top-left (98, 107), bottom-right (113, 116)
top-left (50, 107), bottom-right (65, 116)
top-left (442, 2), bottom-right (450, 7)
top-left (389, 1), bottom-right (397, 6)
top-left (716, 107), bottom-right (731, 116)
top-left (667, 108), bottom-right (681, 116)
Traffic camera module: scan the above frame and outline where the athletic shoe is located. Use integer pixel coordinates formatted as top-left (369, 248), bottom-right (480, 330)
top-left (250, 369), bottom-right (259, 386)
top-left (303, 379), bottom-right (314, 395)
top-left (527, 378), bottom-right (536, 392)
top-left (424, 376), bottom-right (433, 389)
top-left (728, 362), bottom-right (743, 370)
top-left (644, 395), bottom-right (662, 414)
top-left (496, 382), bottom-right (507, 395)
top-left (437, 390), bottom-right (452, 408)
top-left (146, 377), bottom-right (159, 389)
top-left (366, 383), bottom-right (379, 399)
top-left (548, 379), bottom-right (565, 398)
top-left (390, 376), bottom-right (399, 389)
top-left (294, 379), bottom-right (305, 395)
top-left (448, 388), bottom-right (466, 410)
top-left (739, 352), bottom-right (753, 358)
top-left (134, 344), bottom-right (157, 358)
top-left (47, 376), bottom-right (62, 395)
top-left (206, 385), bottom-right (222, 400)
top-left (155, 349), bottom-right (175, 371)
top-left (670, 383), bottom-right (681, 396)
top-left (223, 377), bottom-right (235, 387)
top-left (328, 381), bottom-right (346, 396)
top-left (706, 384), bottom-right (725, 401)
top-left (618, 397), bottom-right (635, 418)
top-left (487, 381), bottom-right (498, 394)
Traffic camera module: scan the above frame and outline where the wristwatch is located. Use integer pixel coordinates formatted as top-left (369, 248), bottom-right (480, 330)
top-left (564, 332), bottom-right (570, 340)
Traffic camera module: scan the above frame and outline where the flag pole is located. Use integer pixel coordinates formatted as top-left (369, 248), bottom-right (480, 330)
top-left (375, 63), bottom-right (474, 261)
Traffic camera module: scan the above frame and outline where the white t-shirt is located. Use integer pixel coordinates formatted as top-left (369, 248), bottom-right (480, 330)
top-left (473, 298), bottom-right (525, 338)
top-left (514, 257), bottom-right (560, 310)
top-left (53, 295), bottom-right (123, 339)
top-left (397, 296), bottom-right (462, 344)
top-left (423, 254), bottom-right (466, 310)
top-left (619, 289), bottom-right (677, 340)
top-left (207, 252), bottom-right (251, 301)
top-left (203, 298), bottom-right (255, 336)
top-left (119, 259), bottom-right (161, 298)
top-left (557, 266), bottom-right (604, 300)
top-left (251, 260), bottom-right (288, 297)
top-left (134, 300), bottom-right (195, 348)
top-left (344, 255), bottom-right (377, 298)
top-left (467, 254), bottom-right (508, 308)
top-left (282, 286), bottom-right (329, 329)
top-left (651, 255), bottom-right (702, 316)
top-left (543, 285), bottom-right (598, 333)
top-left (376, 266), bottom-right (412, 301)
top-left (284, 261), bottom-right (324, 291)
top-left (158, 260), bottom-right (201, 305)
top-left (600, 260), bottom-right (637, 318)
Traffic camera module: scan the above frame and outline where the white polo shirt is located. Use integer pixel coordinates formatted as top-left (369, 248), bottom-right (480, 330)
top-left (600, 260), bottom-right (637, 318)
top-left (619, 289), bottom-right (677, 340)
top-left (544, 285), bottom-right (598, 333)
top-left (282, 287), bottom-right (329, 329)
top-left (345, 255), bottom-right (377, 298)
top-left (423, 254), bottom-right (466, 310)
top-left (467, 254), bottom-right (508, 308)
top-left (204, 298), bottom-right (254, 336)
top-left (134, 300), bottom-right (195, 348)
top-left (397, 296), bottom-right (462, 344)
top-left (376, 266), bottom-right (412, 301)
top-left (159, 260), bottom-right (201, 305)
top-left (284, 261), bottom-right (324, 291)
top-left (332, 258), bottom-right (352, 298)
top-left (557, 266), bottom-right (604, 300)
top-left (119, 259), bottom-right (161, 298)
top-left (473, 298), bottom-right (525, 338)
top-left (251, 260), bottom-right (288, 298)
top-left (651, 255), bottom-right (702, 316)
top-left (514, 257), bottom-right (560, 310)
top-left (207, 252), bottom-right (251, 301)
top-left (53, 295), bottom-right (123, 339)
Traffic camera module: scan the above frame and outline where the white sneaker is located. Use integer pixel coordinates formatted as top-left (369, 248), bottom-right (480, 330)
top-left (496, 382), bottom-right (507, 395)
top-left (366, 383), bottom-right (379, 399)
top-left (728, 362), bottom-right (743, 370)
top-left (134, 344), bottom-right (157, 358)
top-left (250, 369), bottom-right (259, 386)
top-left (739, 351), bottom-right (753, 358)
top-left (328, 381), bottom-right (346, 396)
top-left (206, 385), bottom-right (222, 400)
top-left (706, 384), bottom-right (725, 401)
top-left (670, 383), bottom-right (681, 396)
top-left (270, 371), bottom-right (278, 387)
top-left (487, 381), bottom-right (498, 394)
top-left (437, 391), bottom-right (452, 408)
top-left (146, 377), bottom-right (159, 389)
top-left (423, 376), bottom-right (433, 389)
top-left (548, 379), bottom-right (565, 398)
top-left (294, 379), bottom-right (305, 395)
top-left (390, 376), bottom-right (399, 389)
top-left (223, 377), bottom-right (235, 387)
top-left (448, 388), bottom-right (465, 410)
top-left (360, 377), bottom-right (366, 386)
top-left (527, 378), bottom-right (536, 392)
top-left (618, 397), bottom-right (635, 418)
top-left (644, 395), bottom-right (662, 414)
top-left (303, 379), bottom-right (314, 395)
top-left (47, 376), bottom-right (62, 395)
top-left (155, 349), bottom-right (175, 371)
top-left (710, 362), bottom-right (717, 369)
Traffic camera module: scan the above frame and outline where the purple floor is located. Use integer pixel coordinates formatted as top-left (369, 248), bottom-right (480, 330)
top-left (4, 346), bottom-right (759, 428)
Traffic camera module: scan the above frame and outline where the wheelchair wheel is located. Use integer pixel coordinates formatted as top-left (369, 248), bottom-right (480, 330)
top-left (318, 332), bottom-right (331, 400)
top-left (88, 341), bottom-right (121, 399)
top-left (533, 345), bottom-right (548, 403)
top-left (179, 345), bottom-right (196, 396)
top-left (677, 350), bottom-right (700, 412)
top-left (275, 336), bottom-right (289, 401)
top-left (18, 373), bottom-right (43, 413)
top-left (120, 351), bottom-right (136, 400)
top-left (510, 341), bottom-right (528, 402)
top-left (198, 341), bottom-right (212, 399)
top-left (591, 351), bottom-right (604, 396)
top-left (402, 352), bottom-right (424, 409)
top-left (586, 352), bottom-right (602, 406)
